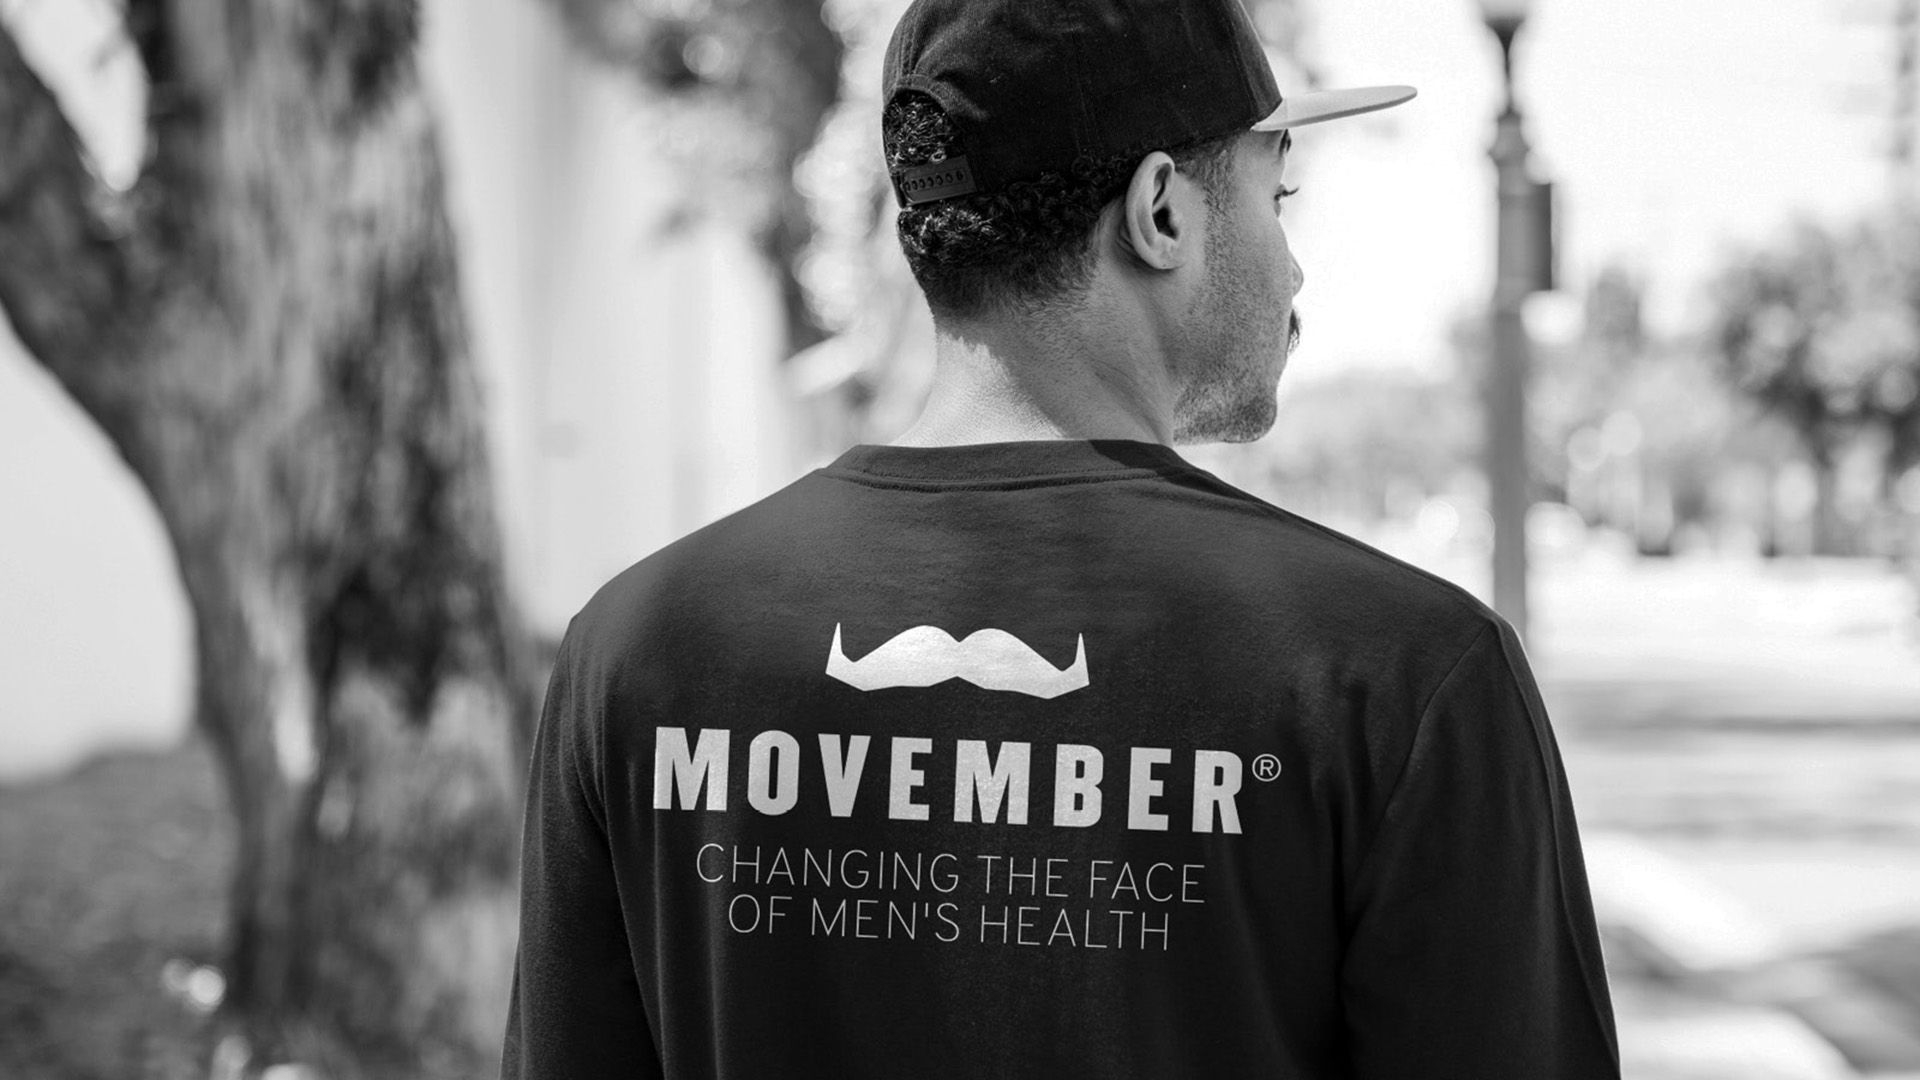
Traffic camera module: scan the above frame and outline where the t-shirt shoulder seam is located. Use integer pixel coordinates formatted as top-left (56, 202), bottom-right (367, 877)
top-left (1344, 621), bottom-right (1497, 886)
top-left (546, 620), bottom-right (614, 839)
top-left (1493, 625), bottom-right (1625, 1068)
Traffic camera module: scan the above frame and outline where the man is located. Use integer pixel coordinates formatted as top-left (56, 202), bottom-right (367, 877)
top-left (503, 0), bottom-right (1621, 1076)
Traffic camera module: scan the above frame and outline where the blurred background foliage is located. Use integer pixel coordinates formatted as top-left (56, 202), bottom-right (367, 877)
top-left (1707, 207), bottom-right (1920, 558)
top-left (1252, 221), bottom-right (1920, 573)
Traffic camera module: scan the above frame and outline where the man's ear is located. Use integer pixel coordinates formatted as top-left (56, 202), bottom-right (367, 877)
top-left (1117, 151), bottom-right (1190, 271)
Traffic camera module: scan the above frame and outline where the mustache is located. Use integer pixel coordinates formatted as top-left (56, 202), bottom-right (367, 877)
top-left (1287, 309), bottom-right (1302, 355)
top-left (826, 624), bottom-right (1090, 700)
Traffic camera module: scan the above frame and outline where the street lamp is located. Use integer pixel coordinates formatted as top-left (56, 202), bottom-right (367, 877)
top-left (1476, 0), bottom-right (1554, 643)
top-left (1479, 0), bottom-right (1529, 98)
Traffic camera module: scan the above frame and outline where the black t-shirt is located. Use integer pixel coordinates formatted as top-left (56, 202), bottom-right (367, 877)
top-left (502, 440), bottom-right (1620, 1079)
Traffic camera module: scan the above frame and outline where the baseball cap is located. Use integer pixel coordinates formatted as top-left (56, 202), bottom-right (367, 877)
top-left (884, 0), bottom-right (1416, 207)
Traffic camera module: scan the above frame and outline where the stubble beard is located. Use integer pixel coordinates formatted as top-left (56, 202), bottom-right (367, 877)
top-left (1171, 227), bottom-right (1298, 446)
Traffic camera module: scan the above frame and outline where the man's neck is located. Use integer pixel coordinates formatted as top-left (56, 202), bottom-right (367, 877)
top-left (891, 309), bottom-right (1173, 447)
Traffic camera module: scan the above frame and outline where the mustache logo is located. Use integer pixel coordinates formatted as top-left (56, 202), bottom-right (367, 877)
top-left (825, 623), bottom-right (1089, 699)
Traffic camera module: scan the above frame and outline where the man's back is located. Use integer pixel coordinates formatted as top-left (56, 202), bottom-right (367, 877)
top-left (505, 440), bottom-right (1619, 1078)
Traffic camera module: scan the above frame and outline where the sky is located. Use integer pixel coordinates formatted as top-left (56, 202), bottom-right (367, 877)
top-left (1286, 0), bottom-right (1903, 379)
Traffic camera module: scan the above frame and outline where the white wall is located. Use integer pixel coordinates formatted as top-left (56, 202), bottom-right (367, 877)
top-left (422, 0), bottom-right (801, 633)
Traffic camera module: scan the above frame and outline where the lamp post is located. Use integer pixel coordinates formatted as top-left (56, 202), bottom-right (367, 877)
top-left (1477, 0), bottom-right (1552, 643)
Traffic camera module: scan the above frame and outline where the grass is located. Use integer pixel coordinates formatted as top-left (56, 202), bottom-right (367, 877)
top-left (0, 736), bottom-right (231, 1080)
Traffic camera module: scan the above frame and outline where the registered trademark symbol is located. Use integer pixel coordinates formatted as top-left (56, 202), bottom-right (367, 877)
top-left (1251, 754), bottom-right (1282, 782)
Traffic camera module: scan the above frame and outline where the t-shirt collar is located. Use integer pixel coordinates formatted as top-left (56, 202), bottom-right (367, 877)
top-left (826, 440), bottom-right (1194, 484)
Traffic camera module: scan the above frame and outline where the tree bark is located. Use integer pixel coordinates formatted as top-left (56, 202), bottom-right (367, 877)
top-left (1807, 440), bottom-right (1849, 557)
top-left (1, 3), bottom-right (533, 1076)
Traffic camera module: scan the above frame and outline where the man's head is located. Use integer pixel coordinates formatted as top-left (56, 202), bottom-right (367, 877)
top-left (883, 91), bottom-right (1242, 319)
top-left (881, 0), bottom-right (1412, 442)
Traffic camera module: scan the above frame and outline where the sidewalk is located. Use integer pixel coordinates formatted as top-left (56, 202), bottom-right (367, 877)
top-left (1527, 544), bottom-right (1920, 1078)
top-left (1521, 545), bottom-right (1920, 946)
top-left (1535, 549), bottom-right (1920, 734)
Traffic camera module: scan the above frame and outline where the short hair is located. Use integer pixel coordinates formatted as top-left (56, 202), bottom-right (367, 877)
top-left (883, 91), bottom-right (1241, 319)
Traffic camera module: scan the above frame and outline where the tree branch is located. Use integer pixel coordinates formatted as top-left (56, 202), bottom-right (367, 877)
top-left (540, 0), bottom-right (654, 69)
top-left (0, 18), bottom-right (142, 401)
top-left (125, 0), bottom-right (173, 90)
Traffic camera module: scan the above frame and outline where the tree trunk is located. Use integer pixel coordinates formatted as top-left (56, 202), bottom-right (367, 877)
top-left (1808, 444), bottom-right (1849, 557)
top-left (1, 4), bottom-right (532, 1076)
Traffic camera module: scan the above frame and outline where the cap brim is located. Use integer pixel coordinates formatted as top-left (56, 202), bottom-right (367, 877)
top-left (1252, 85), bottom-right (1417, 130)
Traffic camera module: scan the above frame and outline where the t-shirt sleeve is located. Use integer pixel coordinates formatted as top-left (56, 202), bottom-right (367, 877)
top-left (1340, 619), bottom-right (1621, 1079)
top-left (501, 632), bottom-right (664, 1080)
